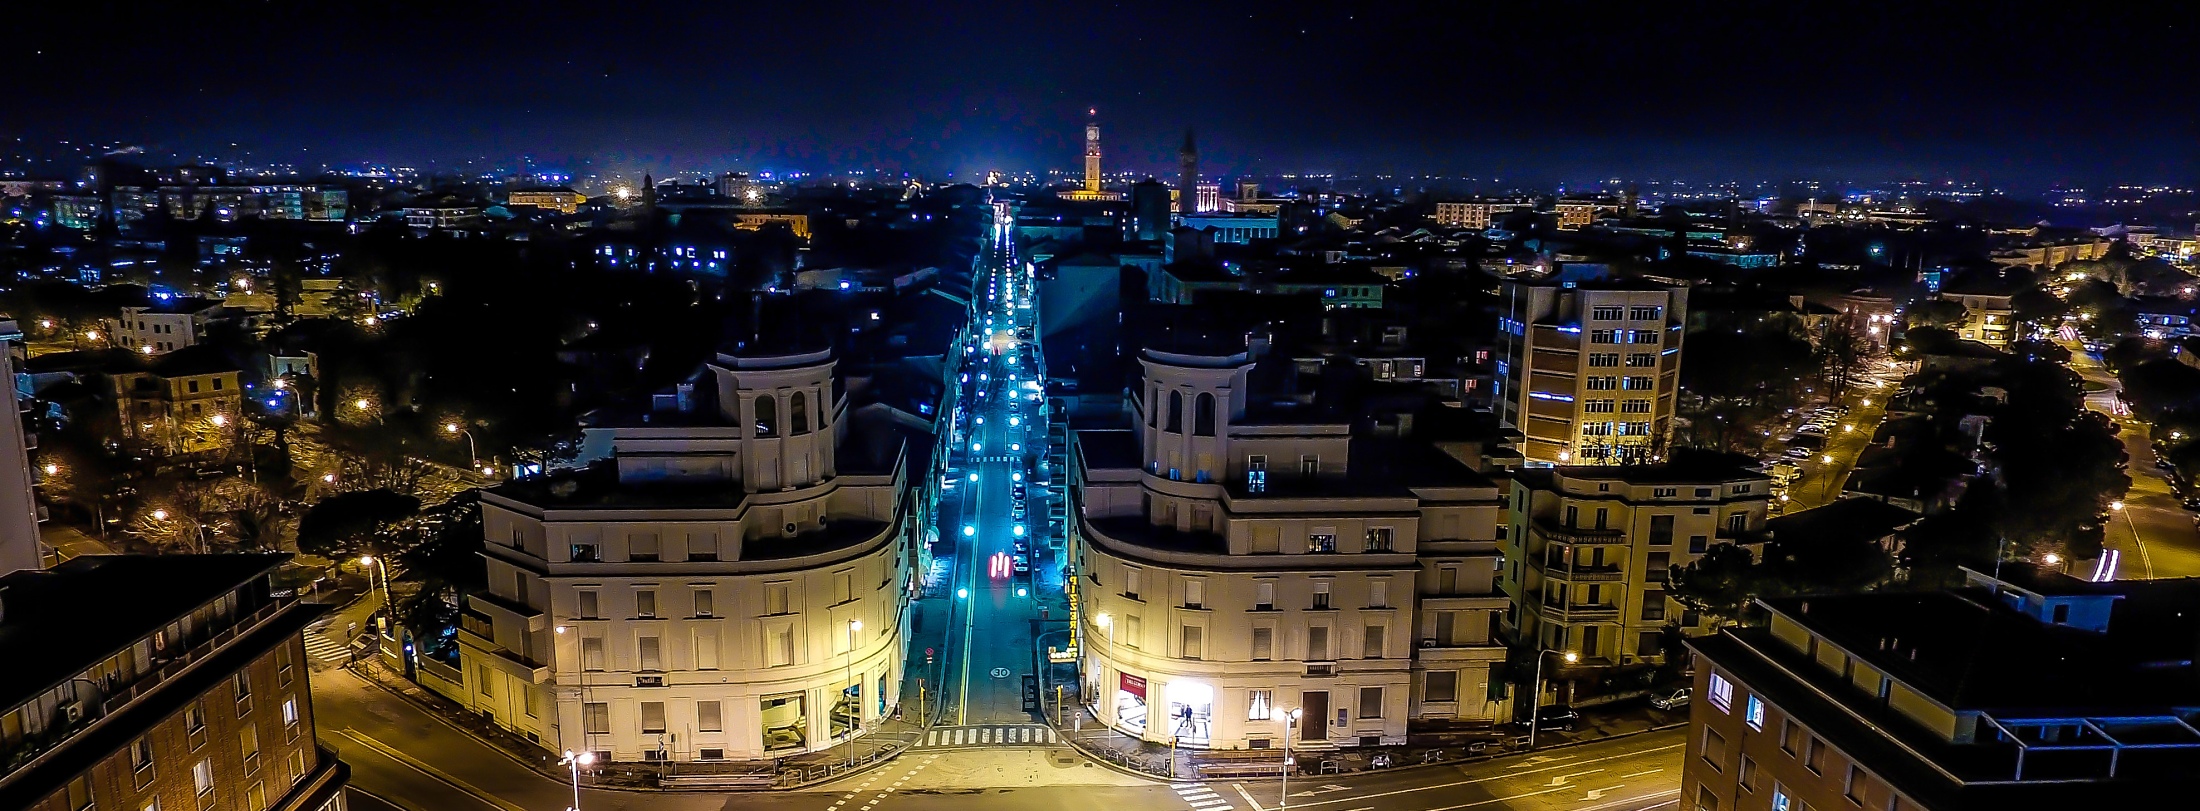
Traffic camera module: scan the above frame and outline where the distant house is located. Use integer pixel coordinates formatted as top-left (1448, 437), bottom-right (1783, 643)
top-left (108, 296), bottom-right (234, 355)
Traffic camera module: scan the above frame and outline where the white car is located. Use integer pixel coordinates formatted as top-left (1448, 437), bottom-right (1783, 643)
top-left (1649, 687), bottom-right (1692, 711)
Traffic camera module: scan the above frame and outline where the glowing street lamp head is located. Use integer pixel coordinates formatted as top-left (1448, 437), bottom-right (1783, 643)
top-left (150, 509), bottom-right (168, 521)
top-left (353, 398), bottom-right (371, 410)
top-left (849, 619), bottom-right (863, 632)
top-left (1094, 612), bottom-right (1112, 628)
top-left (445, 423), bottom-right (460, 433)
top-left (963, 525), bottom-right (977, 537)
top-left (1563, 651), bottom-right (1579, 663)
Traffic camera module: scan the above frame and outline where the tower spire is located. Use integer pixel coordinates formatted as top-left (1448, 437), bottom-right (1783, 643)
top-left (1083, 109), bottom-right (1103, 193)
top-left (1178, 128), bottom-right (1200, 214)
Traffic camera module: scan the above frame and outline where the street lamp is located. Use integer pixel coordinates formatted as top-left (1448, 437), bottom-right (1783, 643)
top-left (1282, 707), bottom-right (1303, 809)
top-left (559, 750), bottom-right (595, 811)
top-left (359, 556), bottom-right (393, 633)
top-left (444, 422), bottom-right (480, 469)
top-left (845, 618), bottom-right (864, 767)
top-left (1528, 649), bottom-right (1579, 750)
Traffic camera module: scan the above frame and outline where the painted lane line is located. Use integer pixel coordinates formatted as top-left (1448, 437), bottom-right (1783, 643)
top-left (333, 729), bottom-right (524, 811)
top-left (1232, 783), bottom-right (1264, 811)
top-left (1279, 742), bottom-right (1685, 810)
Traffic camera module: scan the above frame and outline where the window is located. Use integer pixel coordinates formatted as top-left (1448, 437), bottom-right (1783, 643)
top-left (1740, 756), bottom-right (1759, 792)
top-left (700, 748), bottom-right (725, 761)
top-left (1362, 624), bottom-right (1387, 658)
top-left (1772, 785), bottom-right (1792, 811)
top-left (1648, 552), bottom-right (1670, 582)
top-left (768, 627), bottom-right (795, 666)
top-left (1247, 455), bottom-right (1268, 493)
top-left (1185, 578), bottom-right (1205, 609)
top-left (1254, 581), bottom-right (1275, 611)
top-left (193, 759), bottom-right (215, 795)
top-left (688, 532), bottom-right (719, 561)
top-left (585, 702), bottom-right (610, 734)
top-left (1251, 627), bottom-right (1274, 661)
top-left (695, 589), bottom-right (714, 617)
top-left (765, 583), bottom-right (790, 615)
top-left (1631, 306), bottom-right (1662, 320)
top-left (578, 590), bottom-right (600, 618)
top-left (635, 589), bottom-right (658, 618)
top-left (571, 543), bottom-right (601, 562)
top-left (1845, 765), bottom-right (1866, 803)
top-left (1708, 672), bottom-right (1734, 712)
top-left (1369, 579), bottom-right (1389, 608)
top-left (1357, 686), bottom-right (1384, 718)
top-left (1697, 785), bottom-right (1721, 811)
top-left (1308, 532), bottom-right (1337, 553)
top-left (1640, 594), bottom-right (1666, 622)
top-left (1195, 393), bottom-right (1216, 436)
top-left (1307, 626), bottom-right (1330, 660)
top-left (281, 698), bottom-right (298, 727)
top-left (1248, 690), bottom-right (1272, 720)
top-left (247, 783), bottom-right (265, 811)
top-left (1125, 568), bottom-right (1143, 600)
top-left (525, 687), bottom-right (542, 718)
top-left (1622, 376), bottom-right (1655, 390)
top-left (1312, 581), bottom-right (1332, 610)
top-left (1584, 376), bottom-right (1618, 390)
top-left (1627, 353), bottom-right (1656, 367)
top-left (1745, 695), bottom-right (1766, 730)
top-left (1806, 736), bottom-right (1829, 774)
top-left (753, 395), bottom-right (775, 435)
top-left (1590, 329), bottom-right (1618, 343)
top-left (1621, 399), bottom-right (1653, 413)
top-left (1588, 353), bottom-right (1620, 367)
top-left (1166, 391), bottom-right (1183, 433)
top-left (478, 664), bottom-right (495, 696)
top-left (1425, 671), bottom-right (1458, 702)
top-left (1584, 399), bottom-right (1616, 413)
top-left (1701, 727), bottom-right (1727, 771)
top-left (698, 700), bottom-right (723, 733)
top-left (131, 736), bottom-right (155, 772)
top-left (790, 391), bottom-right (810, 434)
top-left (1591, 306), bottom-right (1624, 320)
top-left (1123, 615), bottom-right (1141, 649)
top-left (1630, 330), bottom-right (1658, 343)
top-left (1781, 720), bottom-right (1805, 755)
top-left (186, 701), bottom-right (206, 733)
top-left (1365, 527), bottom-right (1394, 553)
top-left (630, 532), bottom-right (660, 562)
top-left (581, 635), bottom-right (606, 670)
top-left (641, 701), bottom-right (667, 733)
top-left (1649, 514), bottom-right (1674, 545)
top-left (239, 723), bottom-right (260, 772)
top-left (638, 635), bottom-right (663, 671)
top-left (1690, 535), bottom-right (1709, 554)
top-left (234, 672), bottom-right (252, 703)
top-left (1181, 626), bottom-right (1204, 659)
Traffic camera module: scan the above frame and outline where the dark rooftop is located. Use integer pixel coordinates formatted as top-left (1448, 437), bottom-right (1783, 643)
top-left (0, 554), bottom-right (287, 710)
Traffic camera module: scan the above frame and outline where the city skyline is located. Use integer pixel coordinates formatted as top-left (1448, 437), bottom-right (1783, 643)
top-left (8, 3), bottom-right (2197, 186)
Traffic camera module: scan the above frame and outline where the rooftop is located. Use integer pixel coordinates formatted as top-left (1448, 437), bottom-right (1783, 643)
top-left (0, 554), bottom-right (287, 711)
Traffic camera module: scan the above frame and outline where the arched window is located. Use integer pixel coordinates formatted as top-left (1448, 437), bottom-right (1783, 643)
top-left (1166, 390), bottom-right (1184, 433)
top-left (754, 396), bottom-right (776, 436)
top-left (790, 391), bottom-right (810, 435)
top-left (1194, 393), bottom-right (1216, 436)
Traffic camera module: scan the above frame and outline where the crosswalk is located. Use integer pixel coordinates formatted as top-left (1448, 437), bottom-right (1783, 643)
top-left (915, 724), bottom-right (1059, 748)
top-left (1172, 782), bottom-right (1234, 811)
top-left (303, 631), bottom-right (352, 664)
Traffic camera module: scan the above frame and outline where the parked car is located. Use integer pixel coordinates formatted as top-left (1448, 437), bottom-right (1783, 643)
top-left (1011, 555), bottom-right (1032, 574)
top-left (1516, 705), bottom-right (1580, 732)
top-left (1649, 687), bottom-right (1692, 711)
top-left (1785, 447), bottom-right (1814, 459)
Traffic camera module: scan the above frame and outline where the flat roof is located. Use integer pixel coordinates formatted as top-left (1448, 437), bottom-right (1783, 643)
top-left (0, 554), bottom-right (287, 711)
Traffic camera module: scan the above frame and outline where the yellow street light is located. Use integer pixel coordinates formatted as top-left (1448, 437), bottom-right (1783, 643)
top-left (2043, 553), bottom-right (2062, 565)
top-left (2110, 500), bottom-right (2125, 511)
top-left (150, 509), bottom-right (168, 521)
top-left (1821, 455), bottom-right (1834, 464)
top-left (1094, 612), bottom-right (1112, 628)
top-left (43, 464), bottom-right (57, 476)
top-left (209, 414), bottom-right (227, 427)
top-left (353, 398), bottom-right (371, 410)
top-left (445, 423), bottom-right (460, 433)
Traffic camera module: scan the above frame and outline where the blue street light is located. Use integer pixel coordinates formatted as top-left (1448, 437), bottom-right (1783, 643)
top-left (1011, 472), bottom-right (1022, 483)
top-left (957, 587), bottom-right (969, 599)
top-left (1013, 525), bottom-right (1026, 537)
top-left (968, 473), bottom-right (979, 482)
top-left (1016, 587), bottom-right (1028, 598)
top-left (964, 525), bottom-right (977, 537)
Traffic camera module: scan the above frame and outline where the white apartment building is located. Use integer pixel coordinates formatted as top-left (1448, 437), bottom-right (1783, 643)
top-left (1432, 200), bottom-right (1532, 230)
top-left (1499, 462), bottom-right (1772, 669)
top-left (457, 346), bottom-right (920, 763)
top-left (1071, 345), bottom-right (1513, 751)
top-left (1496, 277), bottom-right (1689, 466)
top-left (111, 299), bottom-right (228, 354)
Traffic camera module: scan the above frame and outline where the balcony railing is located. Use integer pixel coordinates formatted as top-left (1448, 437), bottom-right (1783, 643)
top-left (1535, 560), bottom-right (1625, 582)
top-left (1538, 601), bottom-right (1622, 623)
top-left (1531, 518), bottom-right (1627, 545)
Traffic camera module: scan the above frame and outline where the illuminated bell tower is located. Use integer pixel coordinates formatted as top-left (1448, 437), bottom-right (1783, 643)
top-left (1084, 109), bottom-right (1103, 193)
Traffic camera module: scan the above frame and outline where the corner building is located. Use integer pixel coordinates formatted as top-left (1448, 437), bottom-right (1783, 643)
top-left (459, 346), bottom-right (919, 763)
top-left (1072, 341), bottom-right (1513, 751)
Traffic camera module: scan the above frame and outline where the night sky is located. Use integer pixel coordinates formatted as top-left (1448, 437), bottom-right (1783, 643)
top-left (9, 1), bottom-right (2197, 185)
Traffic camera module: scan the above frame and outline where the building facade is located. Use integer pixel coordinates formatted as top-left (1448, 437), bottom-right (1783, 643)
top-left (0, 555), bottom-right (348, 811)
top-left (111, 347), bottom-right (245, 457)
top-left (112, 299), bottom-right (228, 355)
top-left (1496, 278), bottom-right (1688, 466)
top-left (1683, 565), bottom-right (2200, 810)
top-left (1433, 200), bottom-right (1531, 230)
top-left (458, 346), bottom-right (920, 763)
top-left (1500, 463), bottom-right (1771, 670)
top-left (1072, 345), bottom-right (1513, 751)
top-left (507, 187), bottom-right (587, 214)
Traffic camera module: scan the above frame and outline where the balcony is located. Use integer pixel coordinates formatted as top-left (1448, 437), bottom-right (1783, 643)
top-left (1538, 601), bottom-right (1621, 623)
top-left (1535, 560), bottom-right (1624, 583)
top-left (1531, 518), bottom-right (1627, 545)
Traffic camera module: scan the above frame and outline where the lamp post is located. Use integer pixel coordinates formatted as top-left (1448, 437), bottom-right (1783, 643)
top-left (1528, 648), bottom-right (1579, 750)
top-left (846, 618), bottom-right (863, 768)
top-left (1282, 707), bottom-right (1302, 809)
top-left (559, 749), bottom-right (595, 811)
top-left (359, 556), bottom-right (392, 633)
top-left (444, 423), bottom-right (479, 469)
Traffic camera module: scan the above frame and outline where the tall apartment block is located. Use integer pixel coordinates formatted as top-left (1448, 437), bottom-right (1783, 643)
top-left (1071, 334), bottom-right (1514, 751)
top-left (1684, 564), bottom-right (2200, 810)
top-left (1496, 276), bottom-right (1688, 466)
top-left (458, 344), bottom-right (923, 763)
top-left (0, 555), bottom-right (349, 811)
top-left (1500, 461), bottom-right (1771, 670)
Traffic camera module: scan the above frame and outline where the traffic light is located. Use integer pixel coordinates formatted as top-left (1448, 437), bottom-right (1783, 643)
top-left (1021, 674), bottom-right (1040, 711)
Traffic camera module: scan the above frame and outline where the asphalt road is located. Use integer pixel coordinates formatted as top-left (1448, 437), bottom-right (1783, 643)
top-left (2066, 344), bottom-right (2200, 578)
top-left (941, 215), bottom-right (1046, 727)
